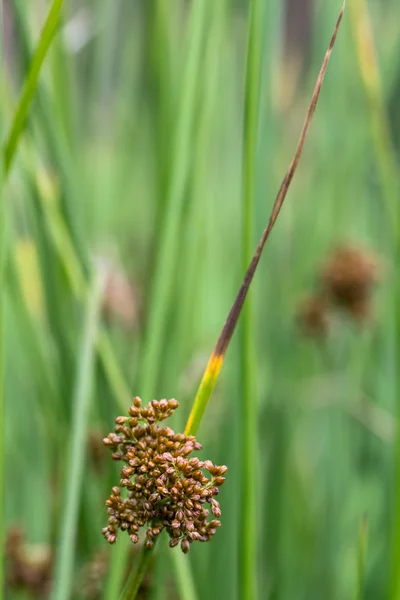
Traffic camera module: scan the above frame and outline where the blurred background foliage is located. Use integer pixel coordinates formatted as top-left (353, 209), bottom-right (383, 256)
top-left (2, 0), bottom-right (400, 599)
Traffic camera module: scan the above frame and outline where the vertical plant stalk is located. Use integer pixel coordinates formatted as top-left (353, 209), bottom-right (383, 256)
top-left (125, 5), bottom-right (345, 599)
top-left (348, 2), bottom-right (400, 597)
top-left (52, 271), bottom-right (105, 600)
top-left (0, 2), bottom-right (5, 598)
top-left (120, 545), bottom-right (154, 600)
top-left (185, 2), bottom-right (345, 437)
top-left (240, 0), bottom-right (263, 597)
top-left (3, 0), bottom-right (65, 175)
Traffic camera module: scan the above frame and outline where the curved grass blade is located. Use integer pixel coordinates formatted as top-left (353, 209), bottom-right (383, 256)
top-left (185, 1), bottom-right (346, 437)
top-left (3, 0), bottom-right (65, 175)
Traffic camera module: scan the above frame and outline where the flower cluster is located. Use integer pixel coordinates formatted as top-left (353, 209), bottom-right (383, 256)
top-left (298, 244), bottom-right (378, 337)
top-left (102, 397), bottom-right (227, 554)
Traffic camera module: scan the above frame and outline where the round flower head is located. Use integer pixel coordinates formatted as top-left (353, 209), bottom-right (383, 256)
top-left (102, 397), bottom-right (227, 553)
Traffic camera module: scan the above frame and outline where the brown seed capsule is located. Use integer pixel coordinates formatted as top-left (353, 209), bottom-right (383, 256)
top-left (115, 416), bottom-right (128, 425)
top-left (181, 539), bottom-right (190, 554)
top-left (211, 501), bottom-right (221, 517)
top-left (213, 477), bottom-right (226, 486)
top-left (130, 534), bottom-right (139, 544)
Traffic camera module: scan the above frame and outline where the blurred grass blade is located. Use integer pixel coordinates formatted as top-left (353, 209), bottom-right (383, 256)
top-left (139, 0), bottom-right (207, 401)
top-left (355, 516), bottom-right (368, 600)
top-left (348, 2), bottom-right (400, 597)
top-left (106, 3), bottom-right (209, 598)
top-left (52, 270), bottom-right (105, 600)
top-left (240, 0), bottom-right (263, 597)
top-left (3, 0), bottom-right (65, 175)
top-left (348, 0), bottom-right (399, 233)
top-left (185, 2), bottom-right (345, 437)
top-left (36, 169), bottom-right (130, 412)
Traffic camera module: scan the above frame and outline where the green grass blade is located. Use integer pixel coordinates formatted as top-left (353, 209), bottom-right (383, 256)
top-left (240, 0), bottom-right (263, 597)
top-left (3, 0), bottom-right (65, 175)
top-left (52, 270), bottom-right (105, 600)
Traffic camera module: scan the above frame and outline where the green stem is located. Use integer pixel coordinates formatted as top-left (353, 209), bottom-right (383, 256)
top-left (348, 2), bottom-right (400, 597)
top-left (172, 549), bottom-right (198, 600)
top-left (3, 0), bottom-right (65, 175)
top-left (240, 0), bottom-right (263, 597)
top-left (0, 2), bottom-right (5, 597)
top-left (52, 271), bottom-right (105, 600)
top-left (355, 516), bottom-right (368, 600)
top-left (119, 545), bottom-right (154, 600)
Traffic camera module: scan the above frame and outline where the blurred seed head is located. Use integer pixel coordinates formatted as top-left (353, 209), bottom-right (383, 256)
top-left (297, 294), bottom-right (329, 338)
top-left (102, 397), bottom-right (227, 553)
top-left (5, 526), bottom-right (52, 598)
top-left (94, 253), bottom-right (141, 330)
top-left (321, 245), bottom-right (378, 321)
top-left (297, 244), bottom-right (379, 338)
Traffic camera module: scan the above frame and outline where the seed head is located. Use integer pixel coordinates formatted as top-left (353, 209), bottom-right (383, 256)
top-left (102, 398), bottom-right (227, 553)
top-left (321, 245), bottom-right (378, 321)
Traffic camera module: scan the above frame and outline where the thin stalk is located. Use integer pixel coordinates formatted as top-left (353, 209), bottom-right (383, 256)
top-left (123, 5), bottom-right (345, 598)
top-left (240, 0), bottom-right (263, 597)
top-left (0, 1), bottom-right (5, 597)
top-left (355, 516), bottom-right (368, 600)
top-left (347, 2), bottom-right (400, 597)
top-left (52, 271), bottom-right (105, 600)
top-left (3, 0), bottom-right (65, 175)
top-left (171, 550), bottom-right (198, 600)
